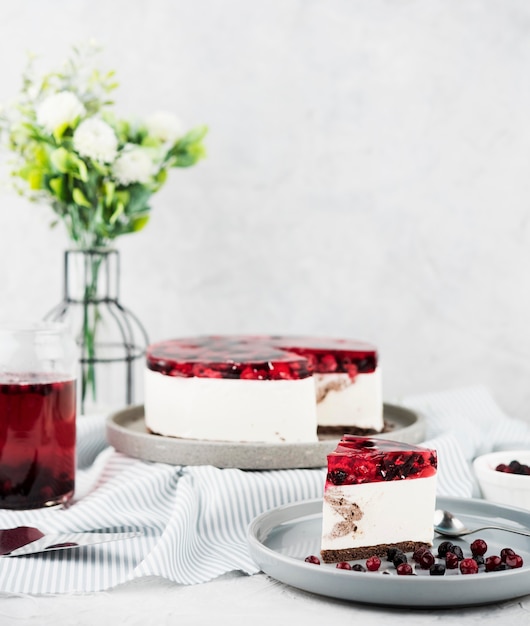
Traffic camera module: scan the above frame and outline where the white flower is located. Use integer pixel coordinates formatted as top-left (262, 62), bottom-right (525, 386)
top-left (113, 145), bottom-right (154, 185)
top-left (73, 118), bottom-right (118, 163)
top-left (144, 111), bottom-right (182, 144)
top-left (36, 91), bottom-right (85, 133)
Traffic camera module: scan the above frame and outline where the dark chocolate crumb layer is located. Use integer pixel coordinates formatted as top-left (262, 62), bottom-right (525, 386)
top-left (320, 541), bottom-right (430, 563)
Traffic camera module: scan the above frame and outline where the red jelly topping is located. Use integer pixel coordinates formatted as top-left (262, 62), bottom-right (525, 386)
top-left (146, 335), bottom-right (377, 381)
top-left (326, 436), bottom-right (437, 486)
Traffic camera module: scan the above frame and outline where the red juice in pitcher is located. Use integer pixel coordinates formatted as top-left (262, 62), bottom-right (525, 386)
top-left (0, 373), bottom-right (76, 509)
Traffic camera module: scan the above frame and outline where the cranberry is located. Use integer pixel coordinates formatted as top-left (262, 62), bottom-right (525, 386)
top-left (336, 561), bottom-right (352, 570)
top-left (418, 551), bottom-right (435, 570)
top-left (319, 354), bottom-right (338, 372)
top-left (412, 546), bottom-right (429, 563)
top-left (495, 460), bottom-right (530, 475)
top-left (460, 558), bottom-right (479, 575)
top-left (505, 553), bottom-right (524, 569)
top-left (429, 564), bottom-right (446, 576)
top-left (396, 563), bottom-right (414, 576)
top-left (485, 555), bottom-right (502, 572)
top-left (366, 556), bottom-right (381, 571)
top-left (470, 539), bottom-right (487, 556)
top-left (500, 548), bottom-right (516, 562)
top-left (304, 555), bottom-right (320, 565)
top-left (445, 552), bottom-right (459, 569)
top-left (437, 541), bottom-right (454, 558)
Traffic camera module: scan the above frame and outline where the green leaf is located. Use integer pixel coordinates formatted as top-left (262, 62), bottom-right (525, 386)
top-left (131, 214), bottom-right (149, 232)
top-left (72, 187), bottom-right (91, 208)
top-left (28, 169), bottom-right (43, 189)
top-left (50, 147), bottom-right (70, 173)
top-left (177, 125), bottom-right (208, 148)
top-left (48, 176), bottom-right (64, 198)
top-left (109, 201), bottom-right (124, 225)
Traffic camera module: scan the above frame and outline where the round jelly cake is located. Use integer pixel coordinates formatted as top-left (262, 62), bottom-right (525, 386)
top-left (144, 335), bottom-right (383, 443)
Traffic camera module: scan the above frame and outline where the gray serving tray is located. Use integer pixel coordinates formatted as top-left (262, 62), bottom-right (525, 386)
top-left (105, 403), bottom-right (425, 470)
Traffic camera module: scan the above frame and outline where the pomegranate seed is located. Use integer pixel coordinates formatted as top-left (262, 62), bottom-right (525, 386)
top-left (396, 563), bottom-right (413, 576)
top-left (460, 558), bottom-right (479, 574)
top-left (336, 561), bottom-right (352, 570)
top-left (304, 555), bottom-right (320, 565)
top-left (485, 555), bottom-right (502, 572)
top-left (505, 553), bottom-right (524, 568)
top-left (366, 556), bottom-right (381, 571)
top-left (470, 539), bottom-right (487, 556)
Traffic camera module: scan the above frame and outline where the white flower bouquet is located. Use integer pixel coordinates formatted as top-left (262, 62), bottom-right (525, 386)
top-left (0, 42), bottom-right (207, 249)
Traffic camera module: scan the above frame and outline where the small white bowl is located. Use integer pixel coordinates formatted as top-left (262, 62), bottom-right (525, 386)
top-left (473, 450), bottom-right (530, 510)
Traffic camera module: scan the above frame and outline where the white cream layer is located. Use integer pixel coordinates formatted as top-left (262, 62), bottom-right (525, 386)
top-left (315, 368), bottom-right (383, 431)
top-left (144, 369), bottom-right (318, 443)
top-left (321, 474), bottom-right (437, 552)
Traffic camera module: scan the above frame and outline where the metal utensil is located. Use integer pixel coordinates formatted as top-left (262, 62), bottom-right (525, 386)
top-left (433, 509), bottom-right (530, 538)
top-left (0, 525), bottom-right (141, 557)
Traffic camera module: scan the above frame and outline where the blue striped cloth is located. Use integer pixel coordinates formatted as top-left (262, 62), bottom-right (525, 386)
top-left (0, 385), bottom-right (529, 593)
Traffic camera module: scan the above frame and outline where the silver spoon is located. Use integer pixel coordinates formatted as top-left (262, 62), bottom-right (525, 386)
top-left (434, 509), bottom-right (530, 538)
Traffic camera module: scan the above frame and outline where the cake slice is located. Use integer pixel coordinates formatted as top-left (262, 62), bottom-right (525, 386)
top-left (320, 436), bottom-right (437, 562)
top-left (273, 336), bottom-right (383, 434)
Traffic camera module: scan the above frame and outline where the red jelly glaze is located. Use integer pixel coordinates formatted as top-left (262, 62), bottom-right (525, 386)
top-left (146, 335), bottom-right (378, 381)
top-left (325, 436), bottom-right (437, 486)
top-left (0, 374), bottom-right (76, 509)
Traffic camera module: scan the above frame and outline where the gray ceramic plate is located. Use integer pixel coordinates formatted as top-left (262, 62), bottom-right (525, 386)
top-left (247, 496), bottom-right (530, 607)
top-left (105, 403), bottom-right (425, 470)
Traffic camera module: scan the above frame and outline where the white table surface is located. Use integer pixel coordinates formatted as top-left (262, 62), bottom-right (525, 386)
top-left (1, 571), bottom-right (530, 625)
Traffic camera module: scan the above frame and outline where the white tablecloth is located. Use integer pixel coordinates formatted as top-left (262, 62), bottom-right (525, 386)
top-left (1, 385), bottom-right (530, 621)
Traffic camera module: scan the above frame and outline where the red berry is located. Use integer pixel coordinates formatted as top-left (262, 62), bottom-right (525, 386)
top-left (445, 552), bottom-right (459, 569)
top-left (396, 563), bottom-right (414, 576)
top-left (460, 558), bottom-right (479, 575)
top-left (418, 551), bottom-right (435, 569)
top-left (470, 539), bottom-right (488, 556)
top-left (304, 555), bottom-right (320, 565)
top-left (485, 555), bottom-right (502, 572)
top-left (500, 548), bottom-right (516, 562)
top-left (366, 556), bottom-right (381, 571)
top-left (412, 546), bottom-right (429, 563)
top-left (319, 354), bottom-right (338, 372)
top-left (336, 561), bottom-right (352, 570)
top-left (505, 553), bottom-right (523, 568)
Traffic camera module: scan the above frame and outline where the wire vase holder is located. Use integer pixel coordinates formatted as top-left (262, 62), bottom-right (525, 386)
top-left (46, 248), bottom-right (149, 415)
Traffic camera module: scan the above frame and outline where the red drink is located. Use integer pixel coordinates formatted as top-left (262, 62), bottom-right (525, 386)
top-left (0, 373), bottom-right (76, 509)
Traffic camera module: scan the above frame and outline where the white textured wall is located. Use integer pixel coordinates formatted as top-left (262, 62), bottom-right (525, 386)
top-left (1, 0), bottom-right (530, 420)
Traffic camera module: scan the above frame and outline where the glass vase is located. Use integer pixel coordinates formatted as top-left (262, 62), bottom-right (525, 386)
top-left (45, 249), bottom-right (149, 415)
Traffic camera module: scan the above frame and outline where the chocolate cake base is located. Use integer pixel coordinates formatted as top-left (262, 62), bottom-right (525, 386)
top-left (320, 540), bottom-right (430, 563)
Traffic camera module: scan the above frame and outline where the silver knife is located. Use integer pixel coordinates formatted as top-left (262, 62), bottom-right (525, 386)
top-left (0, 526), bottom-right (141, 557)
